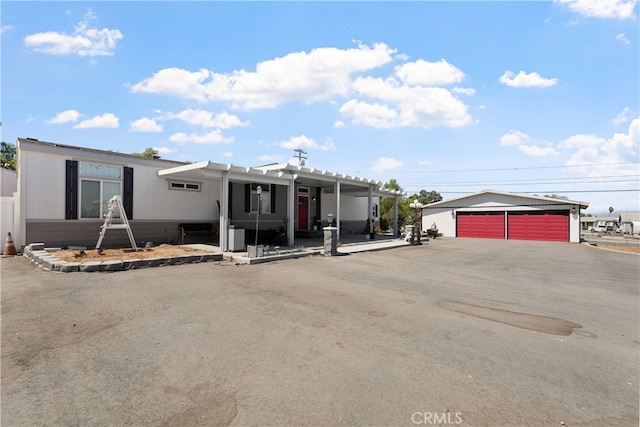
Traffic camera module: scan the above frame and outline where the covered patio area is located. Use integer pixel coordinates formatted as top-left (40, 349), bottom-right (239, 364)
top-left (158, 161), bottom-right (403, 252)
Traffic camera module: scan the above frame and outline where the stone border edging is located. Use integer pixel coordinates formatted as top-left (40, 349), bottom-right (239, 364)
top-left (22, 243), bottom-right (223, 273)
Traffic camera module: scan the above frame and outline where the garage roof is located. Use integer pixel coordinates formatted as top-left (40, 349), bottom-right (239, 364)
top-left (422, 190), bottom-right (589, 209)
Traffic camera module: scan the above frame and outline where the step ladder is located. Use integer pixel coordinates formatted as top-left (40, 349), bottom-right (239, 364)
top-left (95, 195), bottom-right (138, 252)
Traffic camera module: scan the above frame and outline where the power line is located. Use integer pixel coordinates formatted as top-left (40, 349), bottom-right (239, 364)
top-left (362, 161), bottom-right (640, 174)
top-left (436, 189), bottom-right (639, 194)
top-left (403, 174), bottom-right (639, 187)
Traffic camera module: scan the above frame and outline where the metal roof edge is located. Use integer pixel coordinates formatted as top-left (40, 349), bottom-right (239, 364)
top-left (423, 190), bottom-right (589, 209)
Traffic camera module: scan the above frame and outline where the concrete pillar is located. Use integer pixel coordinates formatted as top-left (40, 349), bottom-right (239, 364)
top-left (219, 172), bottom-right (229, 251)
top-left (323, 226), bottom-right (338, 256)
top-left (367, 185), bottom-right (373, 235)
top-left (288, 175), bottom-right (295, 246)
top-left (393, 196), bottom-right (399, 237)
top-left (335, 180), bottom-right (341, 240)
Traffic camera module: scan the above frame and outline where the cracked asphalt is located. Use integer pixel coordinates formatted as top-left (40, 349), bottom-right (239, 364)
top-left (2, 238), bottom-right (638, 426)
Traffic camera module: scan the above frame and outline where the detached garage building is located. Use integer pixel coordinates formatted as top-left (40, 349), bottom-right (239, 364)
top-left (421, 190), bottom-right (588, 243)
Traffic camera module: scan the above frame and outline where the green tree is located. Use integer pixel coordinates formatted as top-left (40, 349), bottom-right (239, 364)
top-left (380, 179), bottom-right (404, 231)
top-left (134, 147), bottom-right (160, 159)
top-left (407, 189), bottom-right (443, 205)
top-left (379, 179), bottom-right (442, 232)
top-left (544, 193), bottom-right (569, 200)
top-left (1, 141), bottom-right (16, 170)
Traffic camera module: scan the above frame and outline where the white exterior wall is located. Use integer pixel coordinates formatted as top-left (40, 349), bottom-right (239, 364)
top-left (340, 195), bottom-right (379, 221)
top-left (320, 191), bottom-right (379, 222)
top-left (422, 208), bottom-right (456, 236)
top-left (1, 168), bottom-right (17, 196)
top-left (1, 197), bottom-right (14, 253)
top-left (20, 147), bottom-right (219, 221)
top-left (568, 210), bottom-right (581, 243)
top-left (20, 150), bottom-right (66, 219)
top-left (134, 167), bottom-right (219, 220)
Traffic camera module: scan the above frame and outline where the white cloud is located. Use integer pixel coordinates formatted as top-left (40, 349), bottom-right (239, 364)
top-left (417, 159), bottom-right (434, 166)
top-left (394, 59), bottom-right (465, 86)
top-left (339, 99), bottom-right (399, 128)
top-left (222, 152), bottom-right (233, 158)
top-left (499, 70), bottom-right (559, 88)
top-left (258, 154), bottom-right (276, 162)
top-left (278, 135), bottom-right (336, 151)
top-left (154, 146), bottom-right (176, 155)
top-left (169, 130), bottom-right (233, 145)
top-left (500, 130), bottom-right (558, 156)
top-left (452, 87), bottom-right (476, 96)
top-left (500, 130), bottom-right (531, 146)
top-left (616, 33), bottom-right (630, 44)
top-left (47, 109), bottom-right (81, 124)
top-left (130, 117), bottom-right (162, 132)
top-left (131, 42), bottom-right (396, 110)
top-left (371, 157), bottom-right (404, 172)
top-left (73, 113), bottom-right (119, 129)
top-left (162, 109), bottom-right (249, 129)
top-left (1, 25), bottom-right (13, 34)
top-left (131, 42), bottom-right (474, 130)
top-left (518, 144), bottom-right (559, 157)
top-left (558, 117), bottom-right (639, 176)
top-left (342, 76), bottom-right (471, 129)
top-left (554, 0), bottom-right (638, 20)
top-left (24, 9), bottom-right (123, 57)
top-left (612, 107), bottom-right (631, 125)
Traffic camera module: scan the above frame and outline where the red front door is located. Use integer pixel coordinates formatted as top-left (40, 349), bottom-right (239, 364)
top-left (298, 196), bottom-right (309, 230)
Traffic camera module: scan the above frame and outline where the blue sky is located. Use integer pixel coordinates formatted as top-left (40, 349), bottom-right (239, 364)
top-left (2, 0), bottom-right (638, 214)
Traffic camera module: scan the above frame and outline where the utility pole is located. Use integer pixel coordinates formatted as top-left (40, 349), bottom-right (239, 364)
top-left (293, 148), bottom-right (307, 167)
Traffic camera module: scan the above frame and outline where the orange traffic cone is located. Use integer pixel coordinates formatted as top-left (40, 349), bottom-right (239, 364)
top-left (4, 232), bottom-right (17, 256)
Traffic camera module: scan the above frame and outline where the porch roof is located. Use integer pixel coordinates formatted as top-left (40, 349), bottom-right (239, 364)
top-left (158, 161), bottom-right (291, 185)
top-left (256, 163), bottom-right (403, 198)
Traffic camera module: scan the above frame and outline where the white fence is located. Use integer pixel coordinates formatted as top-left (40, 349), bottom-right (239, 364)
top-left (1, 197), bottom-right (14, 254)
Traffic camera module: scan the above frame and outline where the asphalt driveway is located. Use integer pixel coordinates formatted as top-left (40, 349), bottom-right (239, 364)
top-left (2, 238), bottom-right (638, 426)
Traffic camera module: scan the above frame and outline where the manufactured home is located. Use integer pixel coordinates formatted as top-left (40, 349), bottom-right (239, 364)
top-left (11, 138), bottom-right (402, 252)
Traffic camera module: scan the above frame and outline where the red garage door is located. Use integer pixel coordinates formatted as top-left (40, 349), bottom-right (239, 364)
top-left (508, 211), bottom-right (569, 242)
top-left (457, 212), bottom-right (505, 239)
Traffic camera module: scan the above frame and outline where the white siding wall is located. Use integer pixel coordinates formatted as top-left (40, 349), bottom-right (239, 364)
top-left (1, 168), bottom-right (17, 196)
top-left (320, 192), bottom-right (379, 222)
top-left (1, 197), bottom-right (14, 253)
top-left (21, 149), bottom-right (219, 221)
top-left (21, 151), bottom-right (67, 219)
top-left (569, 211), bottom-right (581, 243)
top-left (135, 168), bottom-right (219, 220)
top-left (422, 208), bottom-right (456, 236)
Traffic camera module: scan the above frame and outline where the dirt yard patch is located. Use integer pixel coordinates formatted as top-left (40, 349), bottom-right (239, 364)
top-left (596, 245), bottom-right (640, 254)
top-left (51, 244), bottom-right (214, 263)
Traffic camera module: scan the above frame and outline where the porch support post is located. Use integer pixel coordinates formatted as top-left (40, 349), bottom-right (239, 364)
top-left (335, 180), bottom-right (341, 240)
top-left (288, 175), bottom-right (295, 246)
top-left (367, 185), bottom-right (373, 235)
top-left (393, 195), bottom-right (399, 237)
top-left (219, 172), bottom-right (229, 251)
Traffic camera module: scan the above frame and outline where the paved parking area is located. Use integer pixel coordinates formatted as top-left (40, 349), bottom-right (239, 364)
top-left (2, 238), bottom-right (638, 426)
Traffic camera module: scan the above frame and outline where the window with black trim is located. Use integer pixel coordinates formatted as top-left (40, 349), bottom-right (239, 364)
top-left (79, 162), bottom-right (122, 219)
top-left (251, 183), bottom-right (270, 214)
top-left (169, 181), bottom-right (201, 191)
